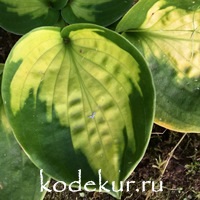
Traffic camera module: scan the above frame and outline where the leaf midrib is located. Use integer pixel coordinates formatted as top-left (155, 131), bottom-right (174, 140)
top-left (124, 29), bottom-right (200, 42)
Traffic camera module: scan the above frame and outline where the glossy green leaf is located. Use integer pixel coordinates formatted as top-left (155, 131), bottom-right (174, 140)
top-left (2, 24), bottom-right (155, 198)
top-left (0, 65), bottom-right (49, 200)
top-left (61, 0), bottom-right (133, 26)
top-left (117, 0), bottom-right (200, 133)
top-left (0, 0), bottom-right (68, 34)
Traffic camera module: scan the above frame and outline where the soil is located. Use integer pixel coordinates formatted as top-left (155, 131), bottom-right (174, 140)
top-left (0, 28), bottom-right (200, 200)
top-left (0, 28), bottom-right (20, 63)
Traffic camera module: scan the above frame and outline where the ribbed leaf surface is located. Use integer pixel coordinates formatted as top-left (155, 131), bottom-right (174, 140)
top-left (2, 24), bottom-right (155, 198)
top-left (117, 0), bottom-right (200, 133)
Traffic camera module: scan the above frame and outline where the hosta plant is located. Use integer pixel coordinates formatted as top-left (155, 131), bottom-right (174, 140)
top-left (116, 0), bottom-right (200, 133)
top-left (0, 0), bottom-right (133, 34)
top-left (0, 0), bottom-right (200, 199)
top-left (2, 24), bottom-right (155, 198)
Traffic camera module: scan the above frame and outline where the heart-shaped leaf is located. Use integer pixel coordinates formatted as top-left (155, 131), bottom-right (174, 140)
top-left (117, 0), bottom-right (200, 133)
top-left (61, 0), bottom-right (133, 26)
top-left (2, 24), bottom-right (155, 198)
top-left (0, 64), bottom-right (49, 199)
top-left (0, 0), bottom-right (68, 34)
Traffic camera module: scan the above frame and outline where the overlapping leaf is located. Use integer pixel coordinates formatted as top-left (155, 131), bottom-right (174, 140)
top-left (61, 0), bottom-right (133, 26)
top-left (117, 0), bottom-right (200, 133)
top-left (0, 0), bottom-right (68, 34)
top-left (2, 24), bottom-right (155, 198)
top-left (0, 64), bottom-right (49, 200)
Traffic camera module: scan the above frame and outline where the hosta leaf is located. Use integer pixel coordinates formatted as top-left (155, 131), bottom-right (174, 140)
top-left (2, 24), bottom-right (155, 198)
top-left (0, 0), bottom-right (68, 34)
top-left (61, 0), bottom-right (133, 27)
top-left (0, 65), bottom-right (49, 200)
top-left (117, 0), bottom-right (200, 133)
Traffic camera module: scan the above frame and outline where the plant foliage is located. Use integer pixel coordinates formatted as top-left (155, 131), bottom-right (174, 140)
top-left (0, 0), bottom-right (133, 34)
top-left (1, 24), bottom-right (155, 198)
top-left (0, 0), bottom-right (200, 199)
top-left (117, 0), bottom-right (200, 133)
top-left (0, 64), bottom-right (49, 200)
